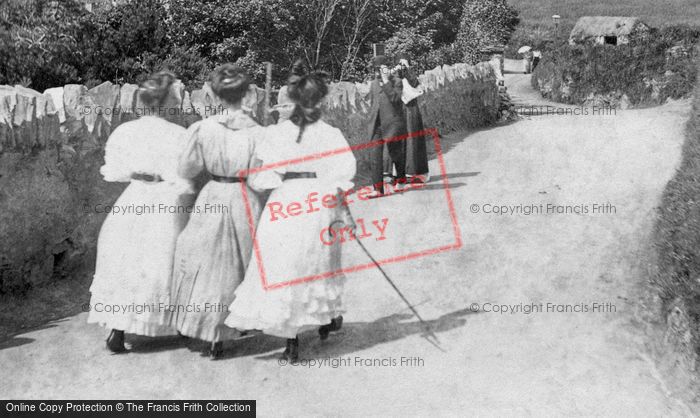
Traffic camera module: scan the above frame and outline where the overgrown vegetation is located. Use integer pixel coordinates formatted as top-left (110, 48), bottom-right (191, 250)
top-left (530, 25), bottom-right (700, 106)
top-left (1, 0), bottom-right (511, 90)
top-left (505, 23), bottom-right (567, 58)
top-left (454, 0), bottom-right (519, 63)
top-left (652, 49), bottom-right (700, 359)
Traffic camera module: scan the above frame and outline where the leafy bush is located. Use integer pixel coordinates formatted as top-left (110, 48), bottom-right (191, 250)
top-left (505, 23), bottom-right (569, 59)
top-left (76, 0), bottom-right (170, 85)
top-left (652, 50), bottom-right (700, 358)
top-left (455, 0), bottom-right (520, 64)
top-left (0, 0), bottom-right (520, 88)
top-left (531, 25), bottom-right (700, 106)
top-left (0, 0), bottom-right (85, 91)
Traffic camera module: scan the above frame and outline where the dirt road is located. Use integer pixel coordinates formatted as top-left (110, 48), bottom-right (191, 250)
top-left (0, 75), bottom-right (696, 416)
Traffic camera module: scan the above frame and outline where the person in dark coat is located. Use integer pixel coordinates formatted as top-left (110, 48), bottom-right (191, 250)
top-left (366, 55), bottom-right (406, 195)
top-left (396, 56), bottom-right (429, 182)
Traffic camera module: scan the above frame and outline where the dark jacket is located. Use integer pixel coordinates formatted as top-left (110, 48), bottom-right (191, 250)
top-left (367, 75), bottom-right (407, 141)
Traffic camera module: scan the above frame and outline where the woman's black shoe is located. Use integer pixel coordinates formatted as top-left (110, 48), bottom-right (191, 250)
top-left (209, 341), bottom-right (224, 360)
top-left (106, 329), bottom-right (126, 353)
top-left (318, 315), bottom-right (343, 340)
top-left (282, 337), bottom-right (299, 362)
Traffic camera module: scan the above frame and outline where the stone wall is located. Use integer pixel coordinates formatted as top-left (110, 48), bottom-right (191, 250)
top-left (0, 62), bottom-right (498, 294)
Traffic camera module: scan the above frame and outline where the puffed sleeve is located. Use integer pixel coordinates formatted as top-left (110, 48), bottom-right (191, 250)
top-left (247, 126), bottom-right (286, 192)
top-left (100, 124), bottom-right (133, 182)
top-left (319, 127), bottom-right (356, 191)
top-left (159, 126), bottom-right (195, 194)
top-left (177, 122), bottom-right (205, 179)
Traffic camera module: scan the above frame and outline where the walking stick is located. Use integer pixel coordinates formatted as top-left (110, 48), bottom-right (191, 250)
top-left (330, 191), bottom-right (443, 350)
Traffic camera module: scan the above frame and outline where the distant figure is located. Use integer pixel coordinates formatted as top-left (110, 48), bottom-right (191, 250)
top-left (366, 55), bottom-right (407, 196)
top-left (395, 55), bottom-right (429, 183)
top-left (524, 50), bottom-right (534, 74)
top-left (225, 60), bottom-right (356, 362)
top-left (532, 50), bottom-right (542, 71)
top-left (169, 64), bottom-right (262, 360)
top-left (88, 71), bottom-right (193, 353)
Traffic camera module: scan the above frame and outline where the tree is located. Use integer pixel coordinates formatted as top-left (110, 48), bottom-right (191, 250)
top-left (336, 0), bottom-right (374, 80)
top-left (0, 0), bottom-right (85, 90)
top-left (455, 0), bottom-right (519, 64)
top-left (378, 0), bottom-right (466, 73)
top-left (77, 0), bottom-right (170, 85)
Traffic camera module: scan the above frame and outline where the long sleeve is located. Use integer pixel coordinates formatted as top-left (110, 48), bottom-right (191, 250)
top-left (100, 125), bottom-right (133, 182)
top-left (177, 122), bottom-right (205, 179)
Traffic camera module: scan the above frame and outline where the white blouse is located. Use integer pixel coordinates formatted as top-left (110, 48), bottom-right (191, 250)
top-left (177, 110), bottom-right (260, 179)
top-left (100, 116), bottom-right (191, 191)
top-left (249, 119), bottom-right (356, 193)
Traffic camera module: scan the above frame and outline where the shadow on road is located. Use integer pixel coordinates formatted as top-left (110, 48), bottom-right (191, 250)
top-left (0, 322), bottom-right (61, 351)
top-left (254, 306), bottom-right (478, 361)
top-left (112, 306), bottom-right (477, 360)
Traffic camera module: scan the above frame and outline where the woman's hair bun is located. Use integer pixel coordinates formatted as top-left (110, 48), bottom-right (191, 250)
top-left (210, 64), bottom-right (251, 105)
top-left (139, 71), bottom-right (177, 108)
top-left (291, 59), bottom-right (307, 77)
top-left (288, 59), bottom-right (307, 87)
top-left (287, 59), bottom-right (329, 133)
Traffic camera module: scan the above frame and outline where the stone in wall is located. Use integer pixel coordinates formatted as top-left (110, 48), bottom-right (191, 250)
top-left (190, 83), bottom-right (218, 119)
top-left (118, 83), bottom-right (139, 123)
top-left (39, 90), bottom-right (60, 148)
top-left (61, 84), bottom-right (91, 145)
top-left (435, 66), bottom-right (446, 88)
top-left (44, 87), bottom-right (65, 123)
top-left (13, 86), bottom-right (39, 150)
top-left (0, 86), bottom-right (17, 152)
top-left (444, 65), bottom-right (456, 83)
top-left (63, 84), bottom-right (88, 124)
top-left (87, 81), bottom-right (120, 143)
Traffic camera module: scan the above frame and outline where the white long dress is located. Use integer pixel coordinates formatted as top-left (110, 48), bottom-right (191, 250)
top-left (169, 111), bottom-right (262, 342)
top-left (224, 119), bottom-right (356, 338)
top-left (88, 116), bottom-right (193, 336)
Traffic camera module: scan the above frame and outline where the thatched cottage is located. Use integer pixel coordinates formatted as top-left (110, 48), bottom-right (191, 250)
top-left (569, 16), bottom-right (650, 46)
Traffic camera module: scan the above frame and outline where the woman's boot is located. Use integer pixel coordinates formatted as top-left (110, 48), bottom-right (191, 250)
top-left (106, 329), bottom-right (126, 353)
top-left (319, 315), bottom-right (343, 340)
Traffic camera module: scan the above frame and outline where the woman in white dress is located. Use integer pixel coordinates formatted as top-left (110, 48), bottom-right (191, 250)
top-left (225, 61), bottom-right (356, 361)
top-left (169, 64), bottom-right (262, 359)
top-left (88, 71), bottom-right (193, 352)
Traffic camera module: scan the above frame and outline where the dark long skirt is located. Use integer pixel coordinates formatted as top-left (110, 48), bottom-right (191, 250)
top-left (404, 100), bottom-right (429, 176)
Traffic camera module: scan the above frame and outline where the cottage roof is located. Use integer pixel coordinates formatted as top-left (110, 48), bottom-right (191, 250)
top-left (569, 16), bottom-right (647, 40)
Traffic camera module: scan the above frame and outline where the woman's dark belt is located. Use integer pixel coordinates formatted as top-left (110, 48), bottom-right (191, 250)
top-left (131, 173), bottom-right (163, 182)
top-left (284, 172), bottom-right (317, 180)
top-left (211, 174), bottom-right (244, 183)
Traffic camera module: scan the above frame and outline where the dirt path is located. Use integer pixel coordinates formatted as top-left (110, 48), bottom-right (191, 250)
top-left (0, 76), bottom-right (696, 416)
